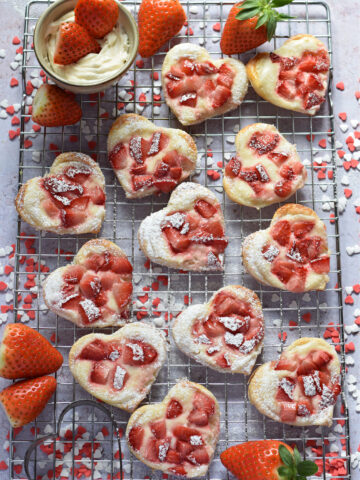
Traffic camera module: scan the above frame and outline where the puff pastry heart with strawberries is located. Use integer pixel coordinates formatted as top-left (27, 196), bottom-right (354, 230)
top-left (172, 286), bottom-right (264, 374)
top-left (249, 338), bottom-right (341, 426)
top-left (69, 322), bottom-right (167, 412)
top-left (126, 379), bottom-right (220, 477)
top-left (138, 182), bottom-right (228, 272)
top-left (43, 239), bottom-right (133, 327)
top-left (242, 204), bottom-right (330, 292)
top-left (162, 43), bottom-right (248, 126)
top-left (107, 114), bottom-right (197, 198)
top-left (15, 152), bottom-right (105, 234)
top-left (223, 123), bottom-right (307, 209)
top-left (246, 34), bottom-right (330, 115)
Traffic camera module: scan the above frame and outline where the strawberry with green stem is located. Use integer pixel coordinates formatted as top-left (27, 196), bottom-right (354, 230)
top-left (220, 0), bottom-right (295, 55)
top-left (220, 440), bottom-right (318, 480)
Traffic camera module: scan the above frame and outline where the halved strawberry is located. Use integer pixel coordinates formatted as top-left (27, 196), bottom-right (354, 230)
top-left (90, 362), bottom-right (111, 384)
top-left (109, 143), bottom-right (127, 170)
top-left (163, 227), bottom-right (191, 252)
top-left (113, 281), bottom-right (132, 309)
top-left (75, 0), bottom-right (119, 39)
top-left (128, 425), bottom-right (144, 451)
top-left (53, 22), bottom-right (101, 65)
top-left (32, 85), bottom-right (82, 127)
top-left (212, 85), bottom-right (231, 108)
top-left (194, 200), bottom-right (217, 219)
top-left (270, 220), bottom-right (291, 246)
top-left (150, 420), bottom-right (167, 439)
top-left (310, 256), bottom-right (329, 274)
top-left (166, 399), bottom-right (183, 419)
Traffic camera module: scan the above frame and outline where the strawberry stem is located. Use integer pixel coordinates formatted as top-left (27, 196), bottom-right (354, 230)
top-left (277, 445), bottom-right (318, 480)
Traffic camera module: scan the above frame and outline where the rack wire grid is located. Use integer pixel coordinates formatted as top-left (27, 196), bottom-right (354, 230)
top-left (10, 0), bottom-right (350, 479)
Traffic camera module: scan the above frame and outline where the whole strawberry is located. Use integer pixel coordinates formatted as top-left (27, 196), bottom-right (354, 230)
top-left (221, 440), bottom-right (318, 480)
top-left (0, 376), bottom-right (57, 427)
top-left (221, 0), bottom-right (294, 55)
top-left (75, 0), bottom-right (119, 39)
top-left (32, 84), bottom-right (82, 127)
top-left (138, 0), bottom-right (186, 58)
top-left (53, 22), bottom-right (100, 65)
top-left (0, 323), bottom-right (63, 379)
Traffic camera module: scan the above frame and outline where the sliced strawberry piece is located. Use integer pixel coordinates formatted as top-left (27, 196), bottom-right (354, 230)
top-left (194, 391), bottom-right (215, 415)
top-left (176, 440), bottom-right (194, 458)
top-left (113, 281), bottom-right (132, 309)
top-left (194, 200), bottom-right (216, 219)
top-left (154, 162), bottom-right (169, 178)
top-left (195, 61), bottom-right (218, 75)
top-left (274, 357), bottom-right (297, 371)
top-left (292, 221), bottom-right (315, 238)
top-left (163, 151), bottom-right (180, 167)
top-left (61, 294), bottom-right (81, 311)
top-left (85, 253), bottom-right (105, 272)
top-left (90, 362), bottom-right (111, 385)
top-left (267, 151), bottom-right (289, 165)
top-left (199, 79), bottom-right (216, 97)
top-left (150, 420), bottom-right (167, 439)
top-left (166, 449), bottom-right (181, 464)
top-left (215, 295), bottom-right (247, 316)
top-left (64, 165), bottom-right (91, 183)
top-left (179, 59), bottom-right (195, 75)
top-left (110, 256), bottom-right (133, 274)
top-left (188, 409), bottom-right (209, 427)
top-left (276, 377), bottom-right (295, 402)
top-left (311, 350), bottom-right (331, 368)
top-left (42, 198), bottom-right (60, 218)
top-left (129, 136), bottom-right (146, 164)
top-left (217, 63), bottom-right (234, 89)
top-left (225, 156), bottom-right (241, 178)
top-left (280, 402), bottom-right (297, 422)
top-left (128, 425), bottom-right (144, 451)
top-left (87, 186), bottom-right (105, 205)
top-left (166, 68), bottom-right (185, 81)
top-left (296, 236), bottom-right (322, 261)
top-left (62, 209), bottom-right (87, 228)
top-left (70, 196), bottom-right (90, 211)
top-left (53, 22), bottom-right (100, 65)
top-left (169, 466), bottom-right (187, 476)
top-left (274, 179), bottom-right (292, 198)
top-left (279, 164), bottom-right (296, 180)
top-left (249, 131), bottom-right (280, 155)
top-left (271, 259), bottom-right (295, 284)
top-left (146, 131), bottom-right (168, 156)
top-left (286, 266), bottom-right (306, 293)
top-left (122, 340), bottom-right (157, 366)
top-left (167, 80), bottom-right (188, 98)
top-left (187, 448), bottom-right (210, 465)
top-left (79, 272), bottom-right (102, 299)
top-left (166, 399), bottom-right (183, 419)
top-left (169, 166), bottom-right (182, 180)
top-left (109, 143), bottom-right (127, 170)
top-left (173, 426), bottom-right (201, 442)
top-left (297, 399), bottom-right (313, 416)
top-left (63, 265), bottom-right (85, 284)
top-left (310, 256), bottom-right (330, 274)
top-left (179, 92), bottom-right (197, 107)
top-left (100, 271), bottom-right (119, 290)
top-left (212, 85), bottom-right (231, 108)
top-left (215, 354), bottom-right (230, 369)
top-left (270, 220), bottom-right (291, 246)
top-left (133, 175), bottom-right (153, 191)
top-left (203, 316), bottom-right (226, 337)
top-left (297, 357), bottom-right (316, 375)
top-left (304, 92), bottom-right (324, 110)
top-left (153, 178), bottom-right (178, 193)
top-left (163, 227), bottom-right (191, 252)
top-left (79, 339), bottom-right (110, 361)
top-left (130, 165), bottom-right (147, 175)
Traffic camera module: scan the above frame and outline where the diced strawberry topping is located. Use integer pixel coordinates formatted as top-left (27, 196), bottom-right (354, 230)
top-left (122, 340), bottom-right (157, 366)
top-left (296, 399), bottom-right (313, 416)
top-left (274, 179), bottom-right (292, 198)
top-left (79, 339), bottom-right (110, 361)
top-left (113, 281), bottom-right (133, 309)
top-left (167, 80), bottom-right (188, 98)
top-left (211, 85), bottom-right (231, 108)
top-left (310, 256), bottom-right (330, 274)
top-left (42, 198), bottom-right (60, 218)
top-left (203, 317), bottom-right (226, 337)
top-left (274, 357), bottom-right (298, 372)
top-left (153, 178), bottom-right (178, 193)
top-left (248, 131), bottom-right (280, 155)
top-left (179, 92), bottom-right (197, 107)
top-left (133, 175), bottom-right (153, 191)
top-left (150, 420), bottom-right (167, 439)
top-left (194, 200), bottom-right (217, 219)
top-left (166, 399), bottom-right (183, 419)
top-left (79, 272), bottom-right (102, 299)
top-left (225, 156), bottom-right (241, 178)
top-left (267, 151), bottom-right (289, 165)
top-left (179, 59), bottom-right (195, 76)
top-left (63, 265), bottom-right (85, 284)
top-left (270, 220), bottom-right (291, 246)
top-left (187, 448), bottom-right (209, 465)
top-left (128, 426), bottom-right (144, 451)
top-left (166, 449), bottom-right (182, 464)
top-left (170, 166), bottom-right (182, 180)
top-left (176, 440), bottom-right (194, 458)
top-left (62, 209), bottom-right (87, 228)
top-left (87, 186), bottom-right (106, 205)
top-left (280, 402), bottom-right (297, 422)
top-left (173, 426), bottom-right (201, 442)
top-left (164, 227), bottom-right (191, 252)
top-left (90, 362), bottom-right (112, 385)
top-left (311, 350), bottom-right (331, 368)
top-left (195, 61), bottom-right (218, 75)
top-left (110, 257), bottom-right (133, 274)
top-left (292, 221), bottom-right (314, 238)
top-left (109, 143), bottom-right (127, 170)
top-left (271, 259), bottom-right (296, 284)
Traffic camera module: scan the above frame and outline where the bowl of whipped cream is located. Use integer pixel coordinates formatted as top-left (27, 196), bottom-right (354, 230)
top-left (34, 0), bottom-right (138, 94)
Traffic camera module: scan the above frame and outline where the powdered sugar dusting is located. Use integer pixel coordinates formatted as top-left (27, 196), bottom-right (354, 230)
top-left (79, 298), bottom-right (101, 322)
top-left (113, 366), bottom-right (126, 390)
top-left (148, 132), bottom-right (161, 155)
top-left (279, 377), bottom-right (295, 399)
top-left (263, 245), bottom-right (280, 262)
top-left (129, 136), bottom-right (143, 163)
top-left (127, 343), bottom-right (144, 361)
top-left (224, 331), bottom-right (244, 348)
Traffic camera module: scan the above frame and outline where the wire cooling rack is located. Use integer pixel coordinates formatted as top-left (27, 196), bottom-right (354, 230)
top-left (11, 0), bottom-right (351, 479)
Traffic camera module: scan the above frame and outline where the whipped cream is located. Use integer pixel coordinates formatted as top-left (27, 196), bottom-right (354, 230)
top-left (45, 11), bottom-right (129, 85)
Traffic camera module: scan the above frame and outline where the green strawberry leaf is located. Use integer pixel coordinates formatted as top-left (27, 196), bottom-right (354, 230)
top-left (296, 476), bottom-right (307, 480)
top-left (293, 447), bottom-right (302, 465)
top-left (271, 0), bottom-right (294, 7)
top-left (255, 12), bottom-right (270, 29)
top-left (278, 465), bottom-right (291, 477)
top-left (279, 445), bottom-right (295, 468)
top-left (265, 15), bottom-right (277, 40)
top-left (236, 8), bottom-right (262, 20)
top-left (297, 460), bottom-right (319, 476)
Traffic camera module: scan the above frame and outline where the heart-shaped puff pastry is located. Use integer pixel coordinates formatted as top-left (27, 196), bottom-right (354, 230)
top-left (15, 152), bottom-right (106, 234)
top-left (246, 34), bottom-right (330, 115)
top-left (126, 379), bottom-right (220, 477)
top-left (242, 204), bottom-right (330, 292)
top-left (248, 337), bottom-right (341, 426)
top-left (138, 182), bottom-right (228, 272)
top-left (107, 114), bottom-right (197, 198)
top-left (43, 239), bottom-right (133, 328)
top-left (172, 285), bottom-right (264, 374)
top-left (162, 43), bottom-right (248, 125)
top-left (223, 123), bottom-right (307, 209)
top-left (69, 322), bottom-right (167, 412)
